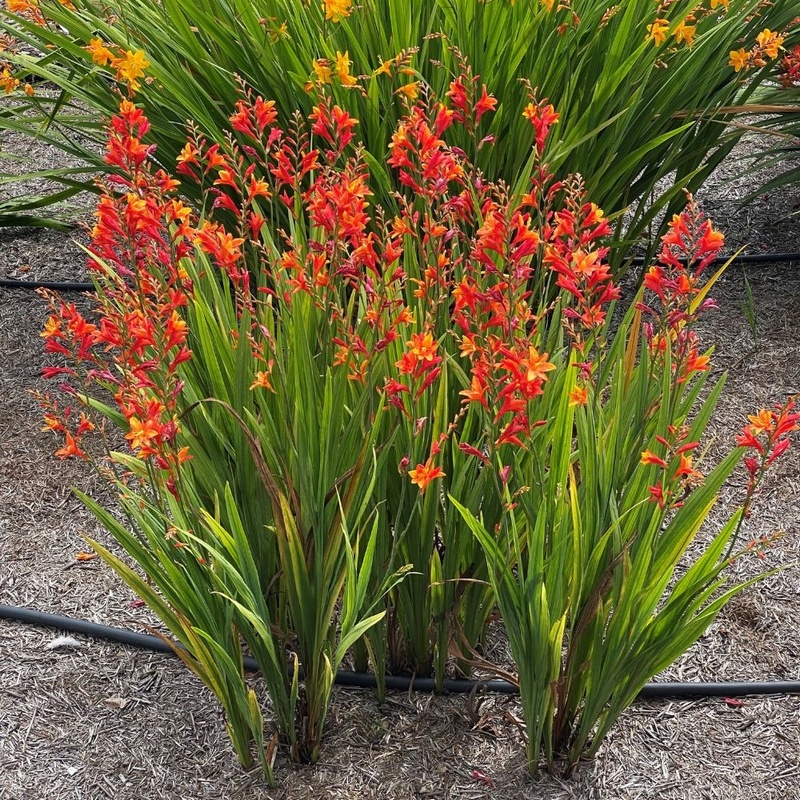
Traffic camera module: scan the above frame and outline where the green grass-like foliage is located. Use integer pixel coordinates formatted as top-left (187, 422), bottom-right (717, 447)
top-left (1, 0), bottom-right (798, 257)
top-left (36, 82), bottom-right (797, 780)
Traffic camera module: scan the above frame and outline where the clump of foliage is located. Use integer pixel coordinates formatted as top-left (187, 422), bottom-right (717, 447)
top-left (37, 73), bottom-right (799, 780)
top-left (1, 0), bottom-right (798, 257)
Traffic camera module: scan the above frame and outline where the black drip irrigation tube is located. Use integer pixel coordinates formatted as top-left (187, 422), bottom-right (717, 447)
top-left (3, 604), bottom-right (799, 699)
top-left (2, 251), bottom-right (800, 295)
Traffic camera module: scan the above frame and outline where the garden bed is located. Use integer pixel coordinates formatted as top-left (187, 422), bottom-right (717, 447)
top-left (1, 131), bottom-right (799, 798)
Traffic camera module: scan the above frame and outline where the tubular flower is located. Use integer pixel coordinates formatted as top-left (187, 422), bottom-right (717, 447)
top-left (730, 29), bottom-right (786, 73)
top-left (85, 38), bottom-right (115, 66)
top-left (112, 50), bottom-right (150, 93)
top-left (637, 195), bottom-right (723, 382)
top-left (250, 369), bottom-right (274, 391)
top-left (408, 331), bottom-right (438, 363)
top-left (0, 66), bottom-right (20, 94)
top-left (779, 45), bottom-right (800, 88)
top-left (641, 450), bottom-right (668, 468)
top-left (323, 0), bottom-right (351, 22)
top-left (728, 48), bottom-right (749, 72)
top-left (124, 415), bottom-right (162, 453)
top-left (568, 386), bottom-right (588, 406)
top-left (334, 51), bottom-right (357, 87)
top-left (735, 397), bottom-right (800, 517)
top-left (522, 98), bottom-right (559, 154)
top-left (41, 99), bottom-right (197, 472)
top-left (674, 18), bottom-right (696, 48)
top-left (647, 18), bottom-right (669, 47)
top-left (312, 59), bottom-right (333, 84)
top-left (756, 29), bottom-right (784, 60)
top-left (408, 458), bottom-right (445, 493)
top-left (54, 431), bottom-right (87, 460)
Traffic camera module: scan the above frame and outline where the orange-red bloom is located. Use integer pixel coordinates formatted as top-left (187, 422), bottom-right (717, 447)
top-left (408, 458), bottom-right (445, 493)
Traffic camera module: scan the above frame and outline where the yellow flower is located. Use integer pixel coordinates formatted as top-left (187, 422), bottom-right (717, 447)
top-left (710, 0), bottom-right (728, 9)
top-left (323, 0), bottom-right (352, 23)
top-left (335, 50), bottom-right (357, 87)
top-left (756, 29), bottom-right (784, 60)
top-left (0, 65), bottom-right (20, 94)
top-left (113, 49), bottom-right (150, 92)
top-left (396, 81), bottom-right (419, 100)
top-left (674, 18), bottom-right (696, 48)
top-left (647, 18), bottom-right (669, 47)
top-left (312, 58), bottom-right (332, 84)
top-left (728, 48), bottom-right (749, 72)
top-left (373, 57), bottom-right (393, 77)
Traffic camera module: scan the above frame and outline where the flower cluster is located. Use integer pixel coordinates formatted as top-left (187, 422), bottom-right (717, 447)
top-left (778, 44), bottom-right (800, 88)
top-left (308, 51), bottom-right (360, 91)
top-left (637, 195), bottom-right (723, 384)
top-left (737, 398), bottom-right (800, 506)
top-left (641, 425), bottom-right (704, 510)
top-left (444, 55), bottom-right (498, 136)
top-left (39, 100), bottom-right (194, 486)
top-left (729, 28), bottom-right (785, 72)
top-left (542, 176), bottom-right (619, 356)
top-left (5, 0), bottom-right (74, 27)
top-left (648, 16), bottom-right (699, 49)
top-left (41, 73), bottom-right (797, 519)
top-left (84, 38), bottom-right (151, 93)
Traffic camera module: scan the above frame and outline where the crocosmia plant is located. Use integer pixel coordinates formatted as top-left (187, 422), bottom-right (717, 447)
top-left (39, 69), bottom-right (797, 780)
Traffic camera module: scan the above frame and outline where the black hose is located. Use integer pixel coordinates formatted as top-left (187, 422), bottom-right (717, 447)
top-left (628, 251), bottom-right (800, 267)
top-left (3, 604), bottom-right (798, 698)
top-left (1, 251), bottom-right (799, 294)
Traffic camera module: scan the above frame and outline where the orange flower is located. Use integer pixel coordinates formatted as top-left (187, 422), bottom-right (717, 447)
top-left (673, 453), bottom-right (702, 481)
top-left (756, 29), bottom-right (784, 60)
top-left (729, 48), bottom-right (749, 72)
top-left (520, 347), bottom-right (555, 384)
top-left (0, 66), bottom-right (20, 95)
top-left (323, 0), bottom-right (351, 22)
top-left (112, 50), bottom-right (150, 92)
top-left (42, 414), bottom-right (64, 432)
top-left (408, 331), bottom-right (438, 363)
top-left (647, 18), bottom-right (669, 47)
top-left (397, 81), bottom-right (420, 100)
top-left (460, 375), bottom-right (488, 408)
top-left (125, 416), bottom-right (161, 452)
top-left (312, 58), bottom-right (333, 84)
top-left (568, 386), bottom-right (588, 407)
top-left (674, 18), bottom-right (696, 48)
top-left (459, 334), bottom-right (479, 357)
top-left (250, 370), bottom-right (274, 391)
top-left (641, 450), bottom-right (668, 468)
top-left (176, 141), bottom-right (200, 168)
top-left (55, 431), bottom-right (86, 460)
top-left (85, 37), bottom-right (115, 67)
top-left (40, 316), bottom-right (62, 339)
top-left (408, 458), bottom-right (445, 493)
top-left (746, 409), bottom-right (774, 435)
top-left (335, 51), bottom-right (357, 87)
